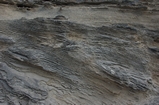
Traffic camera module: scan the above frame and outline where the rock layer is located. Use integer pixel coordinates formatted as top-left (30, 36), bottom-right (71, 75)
top-left (0, 0), bottom-right (159, 105)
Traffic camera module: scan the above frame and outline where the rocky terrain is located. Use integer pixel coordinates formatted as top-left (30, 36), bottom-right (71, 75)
top-left (0, 0), bottom-right (159, 105)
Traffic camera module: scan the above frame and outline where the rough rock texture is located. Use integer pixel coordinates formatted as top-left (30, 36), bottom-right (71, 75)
top-left (0, 0), bottom-right (159, 105)
top-left (0, 0), bottom-right (136, 5)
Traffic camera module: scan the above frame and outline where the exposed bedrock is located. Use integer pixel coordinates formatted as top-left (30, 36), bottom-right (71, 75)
top-left (0, 0), bottom-right (138, 5)
top-left (0, 17), bottom-right (159, 104)
top-left (0, 0), bottom-right (159, 104)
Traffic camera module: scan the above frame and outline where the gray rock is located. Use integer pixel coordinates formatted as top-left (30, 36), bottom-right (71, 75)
top-left (0, 17), bottom-right (158, 104)
top-left (0, 0), bottom-right (159, 103)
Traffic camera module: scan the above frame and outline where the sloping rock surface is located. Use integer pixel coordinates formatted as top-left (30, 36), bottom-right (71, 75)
top-left (0, 0), bottom-right (159, 105)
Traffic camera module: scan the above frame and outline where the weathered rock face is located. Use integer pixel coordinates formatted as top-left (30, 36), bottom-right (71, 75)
top-left (0, 0), bottom-right (159, 105)
top-left (0, 0), bottom-right (135, 5)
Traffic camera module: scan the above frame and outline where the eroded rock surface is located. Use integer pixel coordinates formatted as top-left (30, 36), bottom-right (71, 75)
top-left (0, 0), bottom-right (159, 105)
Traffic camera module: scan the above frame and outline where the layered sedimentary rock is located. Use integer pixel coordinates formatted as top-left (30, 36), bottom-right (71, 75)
top-left (0, 0), bottom-right (159, 105)
top-left (0, 0), bottom-right (136, 5)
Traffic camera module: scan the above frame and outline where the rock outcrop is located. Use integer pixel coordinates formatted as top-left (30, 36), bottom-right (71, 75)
top-left (0, 0), bottom-right (159, 105)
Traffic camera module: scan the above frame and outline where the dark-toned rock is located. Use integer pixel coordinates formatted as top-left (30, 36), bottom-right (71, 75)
top-left (149, 47), bottom-right (159, 53)
top-left (0, 0), bottom-right (138, 5)
top-left (0, 0), bottom-right (159, 104)
top-left (0, 17), bottom-right (159, 104)
top-left (54, 15), bottom-right (67, 20)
